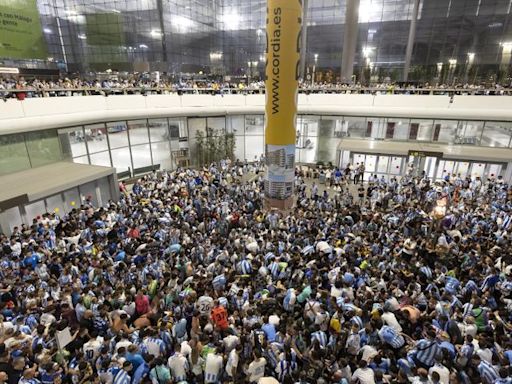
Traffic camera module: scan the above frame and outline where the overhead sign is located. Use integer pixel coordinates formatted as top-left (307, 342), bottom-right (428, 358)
top-left (0, 0), bottom-right (47, 59)
top-left (408, 150), bottom-right (443, 158)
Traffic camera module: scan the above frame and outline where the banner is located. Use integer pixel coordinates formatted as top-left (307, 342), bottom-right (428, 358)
top-left (264, 0), bottom-right (302, 204)
top-left (0, 0), bottom-right (47, 59)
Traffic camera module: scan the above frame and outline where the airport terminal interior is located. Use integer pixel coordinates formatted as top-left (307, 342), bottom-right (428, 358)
top-left (1, 0), bottom-right (512, 383)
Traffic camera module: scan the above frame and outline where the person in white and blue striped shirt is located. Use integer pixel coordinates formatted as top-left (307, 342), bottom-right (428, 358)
top-left (113, 362), bottom-right (132, 384)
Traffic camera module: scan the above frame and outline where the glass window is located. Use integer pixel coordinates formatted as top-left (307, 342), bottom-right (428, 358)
top-left (0, 133), bottom-right (31, 175)
top-left (131, 144), bottom-right (153, 169)
top-left (106, 122), bottom-right (129, 149)
top-left (111, 148), bottom-right (132, 172)
top-left (234, 136), bottom-right (245, 161)
top-left (58, 127), bottom-right (87, 158)
top-left (296, 137), bottom-right (317, 164)
top-left (245, 115), bottom-right (264, 135)
top-left (73, 156), bottom-right (90, 165)
top-left (84, 123), bottom-right (108, 153)
top-left (151, 141), bottom-right (172, 170)
top-left (226, 115), bottom-right (244, 135)
top-left (317, 119), bottom-right (339, 164)
top-left (410, 119), bottom-right (434, 141)
top-left (319, 116), bottom-right (341, 137)
top-left (300, 116), bottom-right (319, 137)
top-left (346, 117), bottom-right (367, 138)
top-left (481, 122), bottom-right (512, 147)
top-left (90, 151), bottom-right (112, 167)
top-left (455, 121), bottom-right (483, 145)
top-left (434, 120), bottom-right (458, 143)
top-left (127, 120), bottom-right (149, 145)
top-left (207, 117), bottom-right (226, 135)
top-left (188, 118), bottom-right (207, 140)
top-left (25, 130), bottom-right (62, 166)
top-left (245, 135), bottom-right (264, 162)
top-left (367, 117), bottom-right (386, 139)
top-left (168, 118), bottom-right (187, 139)
top-left (148, 119), bottom-right (170, 143)
top-left (385, 118), bottom-right (409, 140)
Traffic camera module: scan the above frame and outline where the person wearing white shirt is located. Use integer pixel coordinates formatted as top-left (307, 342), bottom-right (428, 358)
top-left (10, 239), bottom-right (21, 258)
top-left (225, 344), bottom-right (241, 380)
top-left (381, 310), bottom-right (402, 332)
top-left (351, 360), bottom-right (376, 384)
top-left (83, 334), bottom-right (104, 361)
top-left (204, 350), bottom-right (223, 383)
top-left (196, 295), bottom-right (214, 315)
top-left (246, 350), bottom-right (267, 383)
top-left (167, 347), bottom-right (188, 382)
top-left (115, 338), bottom-right (132, 353)
top-left (223, 334), bottom-right (240, 353)
top-left (428, 358), bottom-right (450, 384)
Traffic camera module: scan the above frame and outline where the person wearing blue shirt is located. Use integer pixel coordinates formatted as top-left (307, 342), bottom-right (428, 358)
top-left (22, 251), bottom-right (39, 270)
top-left (125, 345), bottom-right (145, 371)
top-left (261, 317), bottom-right (276, 343)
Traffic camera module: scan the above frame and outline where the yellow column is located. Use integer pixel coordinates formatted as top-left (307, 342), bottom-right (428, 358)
top-left (264, 0), bottom-right (302, 210)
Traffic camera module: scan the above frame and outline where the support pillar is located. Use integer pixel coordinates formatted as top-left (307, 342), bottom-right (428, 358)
top-left (341, 0), bottom-right (360, 83)
top-left (403, 0), bottom-right (420, 82)
top-left (156, 0), bottom-right (168, 63)
top-left (299, 0), bottom-right (309, 82)
top-left (264, 0), bottom-right (302, 210)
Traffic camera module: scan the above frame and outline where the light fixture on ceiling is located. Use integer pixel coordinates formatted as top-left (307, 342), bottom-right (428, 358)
top-left (362, 46), bottom-right (374, 58)
top-left (209, 52), bottom-right (223, 60)
top-left (174, 15), bottom-right (194, 32)
top-left (221, 11), bottom-right (241, 30)
top-left (150, 29), bottom-right (162, 37)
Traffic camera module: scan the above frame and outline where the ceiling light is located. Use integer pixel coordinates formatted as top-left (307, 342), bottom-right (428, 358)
top-left (221, 11), bottom-right (241, 30)
top-left (43, 28), bottom-right (52, 34)
top-left (150, 29), bottom-right (162, 37)
top-left (362, 46), bottom-right (374, 57)
top-left (139, 44), bottom-right (148, 49)
top-left (78, 34), bottom-right (87, 40)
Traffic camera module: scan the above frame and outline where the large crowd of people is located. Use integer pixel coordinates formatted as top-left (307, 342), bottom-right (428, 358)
top-left (0, 160), bottom-right (512, 384)
top-left (1, 75), bottom-right (511, 99)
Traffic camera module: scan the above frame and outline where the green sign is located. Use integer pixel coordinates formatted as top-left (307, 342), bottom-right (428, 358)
top-left (0, 0), bottom-right (47, 59)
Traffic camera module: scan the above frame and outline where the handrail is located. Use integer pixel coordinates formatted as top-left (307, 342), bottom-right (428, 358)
top-left (2, 86), bottom-right (512, 97)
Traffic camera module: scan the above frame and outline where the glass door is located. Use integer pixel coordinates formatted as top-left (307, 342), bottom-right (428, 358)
top-left (364, 155), bottom-right (377, 181)
top-left (424, 156), bottom-right (438, 180)
top-left (488, 164), bottom-right (502, 179)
